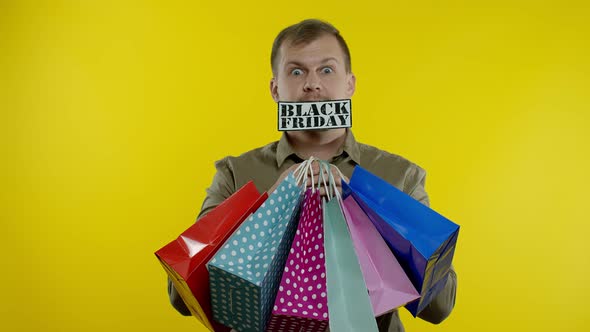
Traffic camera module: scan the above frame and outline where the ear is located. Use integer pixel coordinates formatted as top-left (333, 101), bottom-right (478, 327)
top-left (270, 77), bottom-right (279, 102)
top-left (346, 73), bottom-right (356, 98)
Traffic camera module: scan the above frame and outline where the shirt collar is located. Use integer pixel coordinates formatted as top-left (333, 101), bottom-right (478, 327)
top-left (276, 129), bottom-right (361, 167)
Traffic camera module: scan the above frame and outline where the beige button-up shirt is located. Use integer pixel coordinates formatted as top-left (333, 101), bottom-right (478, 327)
top-left (169, 130), bottom-right (457, 332)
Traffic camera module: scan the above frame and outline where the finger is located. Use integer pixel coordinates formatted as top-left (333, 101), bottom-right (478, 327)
top-left (319, 169), bottom-right (342, 184)
top-left (334, 182), bottom-right (344, 194)
top-left (335, 174), bottom-right (349, 185)
top-left (327, 165), bottom-right (348, 183)
top-left (292, 163), bottom-right (306, 178)
top-left (309, 162), bottom-right (321, 176)
top-left (328, 165), bottom-right (343, 177)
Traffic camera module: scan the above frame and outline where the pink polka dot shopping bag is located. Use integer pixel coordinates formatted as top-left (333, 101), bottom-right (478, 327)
top-left (266, 188), bottom-right (329, 332)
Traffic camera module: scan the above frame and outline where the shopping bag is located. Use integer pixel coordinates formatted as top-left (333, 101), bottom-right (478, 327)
top-left (266, 188), bottom-right (329, 332)
top-left (340, 184), bottom-right (420, 316)
top-left (348, 165), bottom-right (460, 316)
top-left (321, 162), bottom-right (378, 332)
top-left (207, 173), bottom-right (304, 332)
top-left (155, 181), bottom-right (267, 331)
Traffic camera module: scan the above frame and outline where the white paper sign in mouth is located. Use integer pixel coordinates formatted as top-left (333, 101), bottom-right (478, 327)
top-left (278, 99), bottom-right (352, 131)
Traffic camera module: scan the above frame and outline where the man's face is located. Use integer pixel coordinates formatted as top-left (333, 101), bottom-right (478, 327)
top-left (271, 33), bottom-right (356, 102)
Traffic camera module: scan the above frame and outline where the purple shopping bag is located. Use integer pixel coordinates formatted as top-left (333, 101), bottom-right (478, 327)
top-left (341, 193), bottom-right (420, 316)
top-left (266, 189), bottom-right (328, 332)
top-left (346, 166), bottom-right (459, 316)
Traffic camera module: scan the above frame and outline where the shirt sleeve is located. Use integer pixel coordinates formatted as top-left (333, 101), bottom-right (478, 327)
top-left (405, 164), bottom-right (458, 324)
top-left (417, 266), bottom-right (457, 324)
top-left (404, 163), bottom-right (430, 206)
top-left (197, 157), bottom-right (237, 220)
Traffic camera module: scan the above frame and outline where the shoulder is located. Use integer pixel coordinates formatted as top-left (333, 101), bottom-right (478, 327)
top-left (357, 142), bottom-right (426, 193)
top-left (214, 141), bottom-right (279, 170)
top-left (212, 140), bottom-right (282, 193)
top-left (357, 142), bottom-right (425, 174)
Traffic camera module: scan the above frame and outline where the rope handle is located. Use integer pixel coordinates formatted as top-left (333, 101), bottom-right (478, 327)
top-left (319, 160), bottom-right (345, 202)
top-left (295, 158), bottom-right (346, 200)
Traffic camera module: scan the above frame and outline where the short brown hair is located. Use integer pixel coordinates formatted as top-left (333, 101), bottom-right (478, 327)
top-left (271, 19), bottom-right (352, 76)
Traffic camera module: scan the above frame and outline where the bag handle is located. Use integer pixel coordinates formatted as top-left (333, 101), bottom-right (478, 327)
top-left (295, 157), bottom-right (319, 193)
top-left (319, 160), bottom-right (345, 202)
top-left (295, 158), bottom-right (346, 199)
top-left (294, 156), bottom-right (328, 193)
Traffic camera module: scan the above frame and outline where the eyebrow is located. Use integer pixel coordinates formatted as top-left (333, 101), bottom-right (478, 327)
top-left (285, 57), bottom-right (340, 68)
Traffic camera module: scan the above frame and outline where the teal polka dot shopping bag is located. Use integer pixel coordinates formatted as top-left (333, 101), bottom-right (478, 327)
top-left (208, 172), bottom-right (304, 332)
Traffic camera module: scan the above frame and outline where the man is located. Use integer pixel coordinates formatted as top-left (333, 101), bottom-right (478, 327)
top-left (169, 19), bottom-right (457, 331)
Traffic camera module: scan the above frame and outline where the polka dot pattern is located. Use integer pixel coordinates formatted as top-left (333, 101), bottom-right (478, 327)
top-left (267, 189), bottom-right (328, 331)
top-left (208, 173), bottom-right (304, 332)
top-left (266, 314), bottom-right (328, 332)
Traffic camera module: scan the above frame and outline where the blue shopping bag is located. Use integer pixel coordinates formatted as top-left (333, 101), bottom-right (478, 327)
top-left (207, 173), bottom-right (304, 332)
top-left (346, 166), bottom-right (459, 316)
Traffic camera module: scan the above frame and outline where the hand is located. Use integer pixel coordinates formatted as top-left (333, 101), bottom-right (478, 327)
top-left (304, 161), bottom-right (349, 198)
top-left (267, 163), bottom-right (303, 195)
top-left (267, 161), bottom-right (348, 198)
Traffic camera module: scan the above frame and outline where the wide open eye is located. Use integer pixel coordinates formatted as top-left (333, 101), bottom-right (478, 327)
top-left (321, 67), bottom-right (334, 74)
top-left (291, 68), bottom-right (304, 76)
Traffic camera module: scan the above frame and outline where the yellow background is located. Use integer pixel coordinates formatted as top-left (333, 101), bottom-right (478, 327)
top-left (2, 0), bottom-right (589, 331)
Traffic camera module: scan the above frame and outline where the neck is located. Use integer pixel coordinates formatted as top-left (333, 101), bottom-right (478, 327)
top-left (286, 129), bottom-right (347, 161)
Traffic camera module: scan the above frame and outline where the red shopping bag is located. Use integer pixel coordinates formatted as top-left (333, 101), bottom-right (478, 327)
top-left (155, 181), bottom-right (267, 331)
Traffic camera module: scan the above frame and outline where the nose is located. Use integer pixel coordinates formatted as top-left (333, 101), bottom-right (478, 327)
top-left (303, 72), bottom-right (321, 92)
